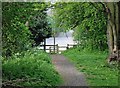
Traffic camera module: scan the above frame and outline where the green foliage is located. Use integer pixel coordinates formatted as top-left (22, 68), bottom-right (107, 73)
top-left (63, 48), bottom-right (118, 86)
top-left (53, 2), bottom-right (107, 51)
top-left (2, 49), bottom-right (62, 87)
top-left (2, 2), bottom-right (51, 57)
top-left (29, 11), bottom-right (52, 46)
top-left (2, 21), bottom-right (32, 57)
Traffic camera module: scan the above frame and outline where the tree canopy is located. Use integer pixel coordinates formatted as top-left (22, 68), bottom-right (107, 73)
top-left (52, 2), bottom-right (108, 50)
top-left (2, 2), bottom-right (51, 57)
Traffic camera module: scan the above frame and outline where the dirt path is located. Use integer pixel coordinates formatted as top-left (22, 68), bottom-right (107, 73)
top-left (51, 54), bottom-right (88, 86)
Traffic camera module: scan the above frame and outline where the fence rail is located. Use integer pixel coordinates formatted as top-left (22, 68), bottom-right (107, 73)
top-left (40, 44), bottom-right (77, 54)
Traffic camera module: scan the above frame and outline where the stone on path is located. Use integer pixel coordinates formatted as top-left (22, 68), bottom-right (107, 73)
top-left (51, 54), bottom-right (88, 86)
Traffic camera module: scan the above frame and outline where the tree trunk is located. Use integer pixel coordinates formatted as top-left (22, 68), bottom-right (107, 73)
top-left (107, 19), bottom-right (113, 54)
top-left (106, 2), bottom-right (119, 62)
top-left (118, 2), bottom-right (120, 61)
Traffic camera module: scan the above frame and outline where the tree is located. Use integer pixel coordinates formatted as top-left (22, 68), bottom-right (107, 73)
top-left (29, 11), bottom-right (52, 46)
top-left (52, 2), bottom-right (120, 62)
top-left (2, 2), bottom-right (50, 57)
top-left (53, 2), bottom-right (108, 51)
top-left (104, 2), bottom-right (120, 62)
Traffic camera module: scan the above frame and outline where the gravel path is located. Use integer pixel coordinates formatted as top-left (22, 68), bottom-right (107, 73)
top-left (51, 54), bottom-right (88, 86)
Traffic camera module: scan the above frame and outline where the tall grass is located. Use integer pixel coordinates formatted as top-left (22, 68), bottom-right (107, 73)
top-left (63, 48), bottom-right (118, 86)
top-left (2, 48), bottom-right (62, 87)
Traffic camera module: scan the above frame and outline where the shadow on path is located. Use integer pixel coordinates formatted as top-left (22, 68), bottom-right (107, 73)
top-left (51, 54), bottom-right (88, 86)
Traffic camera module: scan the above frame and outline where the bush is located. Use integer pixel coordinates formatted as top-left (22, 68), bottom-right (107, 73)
top-left (2, 49), bottom-right (62, 87)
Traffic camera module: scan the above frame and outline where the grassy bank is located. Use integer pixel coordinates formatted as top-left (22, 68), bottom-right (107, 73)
top-left (2, 48), bottom-right (62, 87)
top-left (62, 48), bottom-right (118, 86)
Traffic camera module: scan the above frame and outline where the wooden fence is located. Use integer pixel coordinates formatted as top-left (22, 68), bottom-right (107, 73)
top-left (40, 44), bottom-right (77, 54)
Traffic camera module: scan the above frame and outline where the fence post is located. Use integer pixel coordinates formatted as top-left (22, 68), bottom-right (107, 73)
top-left (56, 44), bottom-right (59, 53)
top-left (43, 38), bottom-right (46, 51)
top-left (49, 47), bottom-right (51, 54)
top-left (67, 44), bottom-right (69, 49)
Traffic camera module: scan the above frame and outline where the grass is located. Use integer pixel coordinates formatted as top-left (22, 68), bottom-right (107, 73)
top-left (62, 48), bottom-right (119, 86)
top-left (2, 48), bottom-right (62, 87)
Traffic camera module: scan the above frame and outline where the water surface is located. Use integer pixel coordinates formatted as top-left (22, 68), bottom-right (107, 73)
top-left (39, 30), bottom-right (76, 53)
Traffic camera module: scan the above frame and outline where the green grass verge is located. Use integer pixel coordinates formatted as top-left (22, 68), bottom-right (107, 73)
top-left (2, 48), bottom-right (63, 87)
top-left (62, 48), bottom-right (118, 86)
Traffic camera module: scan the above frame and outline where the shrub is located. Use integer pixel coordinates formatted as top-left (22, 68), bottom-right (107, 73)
top-left (2, 49), bottom-right (62, 87)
